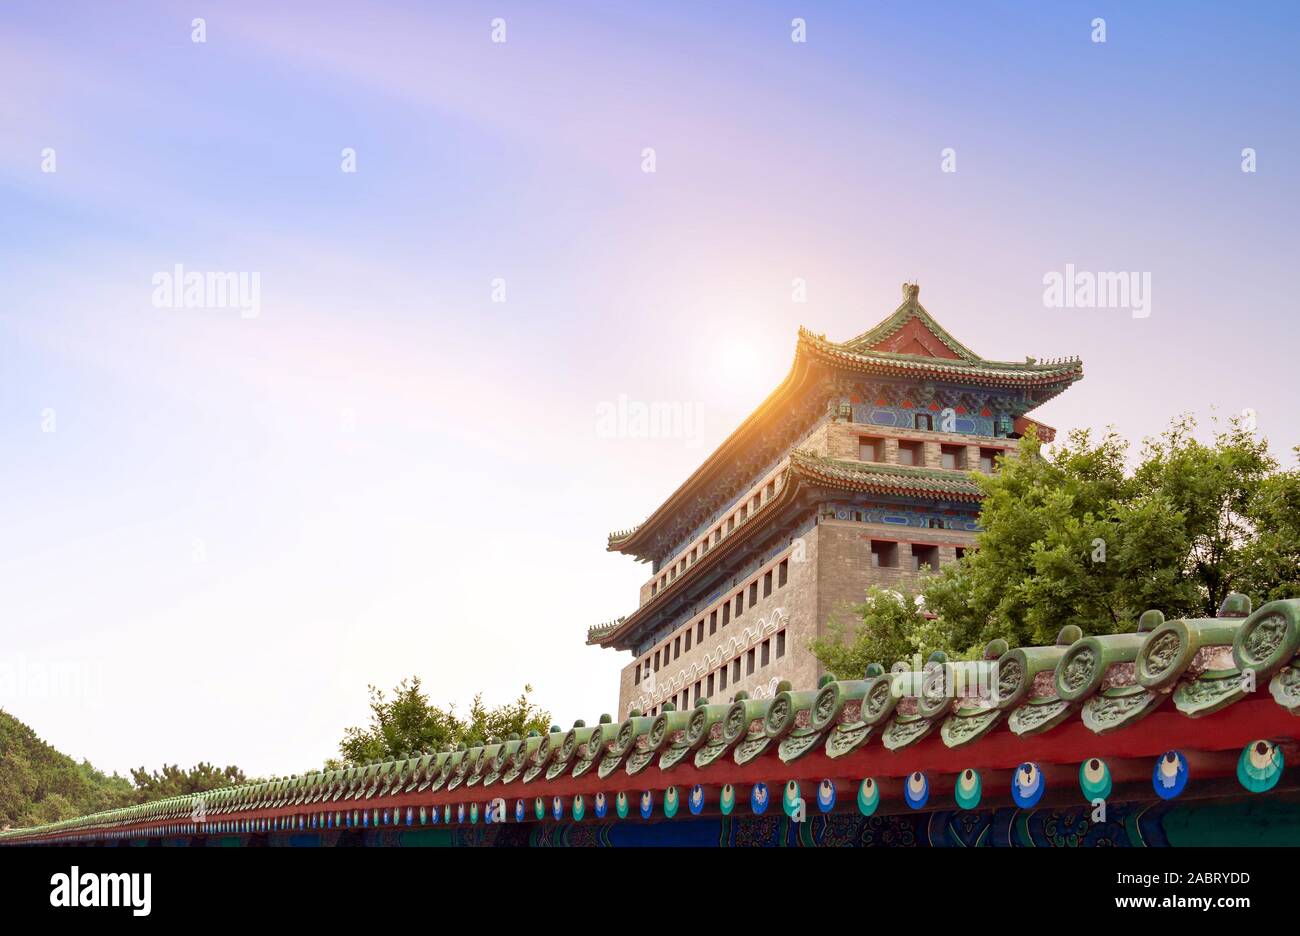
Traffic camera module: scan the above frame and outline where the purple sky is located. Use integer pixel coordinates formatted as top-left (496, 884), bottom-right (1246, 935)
top-left (1, 1), bottom-right (1297, 777)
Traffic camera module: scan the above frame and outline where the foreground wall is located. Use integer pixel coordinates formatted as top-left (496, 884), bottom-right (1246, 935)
top-left (79, 795), bottom-right (1300, 848)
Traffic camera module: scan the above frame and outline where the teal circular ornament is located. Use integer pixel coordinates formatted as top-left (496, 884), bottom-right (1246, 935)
top-left (615, 791), bottom-right (630, 819)
top-left (572, 795), bottom-right (584, 821)
top-left (782, 781), bottom-right (801, 817)
top-left (469, 803), bottom-right (479, 825)
top-left (1012, 762), bottom-right (1044, 807)
top-left (1238, 740), bottom-right (1283, 793)
top-left (533, 797), bottom-right (545, 820)
top-left (1079, 758), bottom-right (1112, 801)
top-left (719, 784), bottom-right (736, 816)
top-left (955, 769), bottom-right (981, 810)
top-left (419, 806), bottom-right (427, 825)
top-left (663, 786), bottom-right (679, 818)
top-left (857, 778), bottom-right (879, 816)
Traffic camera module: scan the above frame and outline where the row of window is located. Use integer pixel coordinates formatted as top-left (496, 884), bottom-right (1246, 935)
top-left (859, 436), bottom-right (1002, 472)
top-left (644, 630), bottom-right (787, 717)
top-left (869, 540), bottom-right (970, 571)
top-left (636, 558), bottom-right (790, 686)
top-left (650, 478), bottom-right (780, 597)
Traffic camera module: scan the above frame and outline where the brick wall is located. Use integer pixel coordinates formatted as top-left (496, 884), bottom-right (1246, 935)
top-left (617, 542), bottom-right (817, 717)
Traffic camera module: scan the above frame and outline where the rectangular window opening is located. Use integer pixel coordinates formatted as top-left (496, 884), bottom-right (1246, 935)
top-left (898, 440), bottom-right (924, 466)
top-left (871, 540), bottom-right (899, 568)
top-left (859, 436), bottom-right (884, 462)
top-left (912, 544), bottom-right (940, 572)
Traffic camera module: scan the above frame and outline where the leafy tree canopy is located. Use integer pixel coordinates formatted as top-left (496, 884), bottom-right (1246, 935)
top-left (1, 710), bottom-right (253, 829)
top-left (335, 677), bottom-right (551, 765)
top-left (814, 415), bottom-right (1299, 676)
top-left (128, 763), bottom-right (250, 801)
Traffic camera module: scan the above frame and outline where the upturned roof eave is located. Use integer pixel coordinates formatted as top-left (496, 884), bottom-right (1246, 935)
top-left (606, 326), bottom-right (1080, 560)
top-left (594, 456), bottom-right (985, 650)
top-left (605, 343), bottom-right (817, 558)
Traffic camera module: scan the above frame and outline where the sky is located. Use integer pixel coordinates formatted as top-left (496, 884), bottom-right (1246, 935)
top-left (1, 1), bottom-right (1297, 779)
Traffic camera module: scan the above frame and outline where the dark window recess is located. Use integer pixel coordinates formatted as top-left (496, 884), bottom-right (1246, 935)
top-left (912, 544), bottom-right (940, 572)
top-left (980, 448), bottom-right (998, 473)
top-left (749, 582), bottom-right (758, 605)
top-left (778, 559), bottom-right (789, 587)
top-left (732, 659), bottom-right (741, 683)
top-left (871, 540), bottom-right (899, 568)
top-left (634, 664), bottom-right (641, 685)
top-left (914, 413), bottom-right (933, 431)
top-left (941, 445), bottom-right (964, 470)
top-left (746, 649), bottom-right (756, 676)
top-left (761, 640), bottom-right (770, 667)
top-left (858, 436), bottom-right (884, 462)
top-left (719, 666), bottom-right (728, 691)
top-left (763, 570), bottom-right (773, 598)
top-left (709, 611), bottom-right (718, 635)
top-left (898, 441), bottom-right (924, 466)
top-left (684, 630), bottom-right (692, 652)
top-left (722, 603), bottom-right (730, 627)
top-left (674, 636), bottom-right (681, 658)
top-left (776, 631), bottom-right (786, 658)
top-left (697, 620), bottom-right (705, 643)
top-left (707, 673), bottom-right (715, 696)
top-left (735, 594), bottom-right (743, 618)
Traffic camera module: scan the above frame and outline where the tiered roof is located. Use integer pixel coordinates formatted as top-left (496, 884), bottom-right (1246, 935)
top-left (607, 284), bottom-right (1082, 563)
top-left (5, 595), bottom-right (1295, 845)
top-left (591, 450), bottom-right (984, 649)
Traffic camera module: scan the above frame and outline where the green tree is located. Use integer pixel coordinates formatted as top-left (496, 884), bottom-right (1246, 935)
top-left (1136, 415), bottom-right (1278, 615)
top-left (924, 427), bottom-right (1195, 650)
top-left (813, 415), bottom-right (1299, 670)
top-left (1236, 455), bottom-right (1300, 603)
top-left (337, 677), bottom-right (551, 765)
top-left (810, 586), bottom-right (938, 679)
top-left (0, 710), bottom-right (136, 829)
top-left (128, 763), bottom-right (249, 802)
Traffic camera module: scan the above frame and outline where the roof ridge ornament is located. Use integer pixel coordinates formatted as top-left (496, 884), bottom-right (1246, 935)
top-left (902, 281), bottom-right (920, 303)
